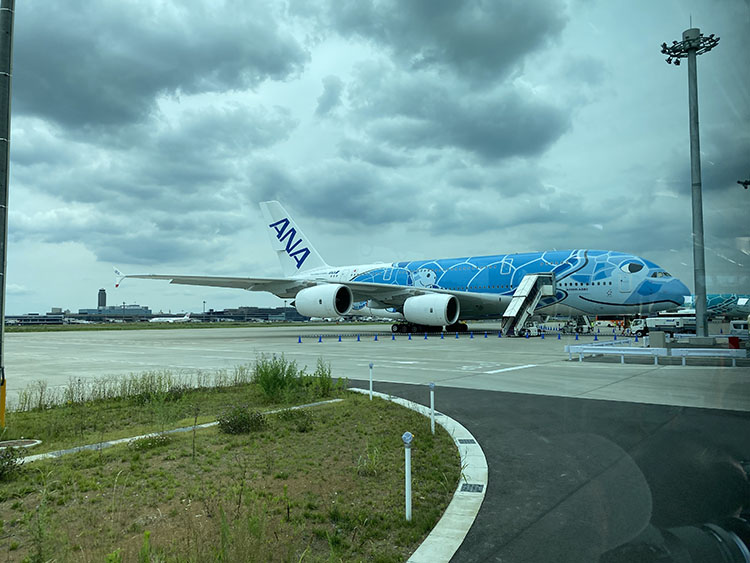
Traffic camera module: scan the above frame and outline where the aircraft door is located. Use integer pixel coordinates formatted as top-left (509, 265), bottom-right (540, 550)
top-left (619, 272), bottom-right (631, 293)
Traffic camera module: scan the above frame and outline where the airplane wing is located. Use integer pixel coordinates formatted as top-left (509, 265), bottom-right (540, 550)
top-left (116, 272), bottom-right (316, 299)
top-left (116, 269), bottom-right (510, 315)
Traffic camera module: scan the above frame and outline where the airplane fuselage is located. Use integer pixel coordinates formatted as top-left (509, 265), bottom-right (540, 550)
top-left (299, 249), bottom-right (689, 319)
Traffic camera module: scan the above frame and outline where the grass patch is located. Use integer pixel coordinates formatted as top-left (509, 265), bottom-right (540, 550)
top-left (0, 387), bottom-right (460, 562)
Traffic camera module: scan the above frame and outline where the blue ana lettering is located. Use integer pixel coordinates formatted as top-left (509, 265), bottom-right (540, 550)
top-left (269, 217), bottom-right (310, 269)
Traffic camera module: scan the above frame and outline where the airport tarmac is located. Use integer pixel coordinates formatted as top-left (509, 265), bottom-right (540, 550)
top-left (4, 323), bottom-right (750, 561)
top-left (4, 323), bottom-right (749, 412)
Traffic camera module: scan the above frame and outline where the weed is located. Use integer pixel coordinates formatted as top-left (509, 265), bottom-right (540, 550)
top-left (128, 434), bottom-right (172, 451)
top-left (217, 405), bottom-right (267, 434)
top-left (253, 354), bottom-right (302, 401)
top-left (277, 408), bottom-right (314, 432)
top-left (356, 442), bottom-right (382, 477)
top-left (0, 446), bottom-right (23, 481)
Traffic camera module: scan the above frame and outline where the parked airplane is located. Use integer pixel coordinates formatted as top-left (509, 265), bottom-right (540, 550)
top-left (681, 294), bottom-right (750, 319)
top-left (115, 201), bottom-right (690, 333)
top-left (148, 312), bottom-right (191, 323)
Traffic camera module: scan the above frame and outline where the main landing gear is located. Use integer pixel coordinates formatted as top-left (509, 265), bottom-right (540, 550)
top-left (390, 322), bottom-right (469, 334)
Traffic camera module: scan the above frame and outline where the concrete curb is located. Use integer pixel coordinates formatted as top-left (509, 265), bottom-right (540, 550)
top-left (349, 388), bottom-right (488, 563)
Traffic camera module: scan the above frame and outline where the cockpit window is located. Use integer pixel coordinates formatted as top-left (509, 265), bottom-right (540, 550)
top-left (619, 262), bottom-right (644, 274)
top-left (650, 271), bottom-right (672, 278)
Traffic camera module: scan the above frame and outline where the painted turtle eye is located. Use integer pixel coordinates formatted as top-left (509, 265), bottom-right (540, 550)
top-left (620, 262), bottom-right (644, 274)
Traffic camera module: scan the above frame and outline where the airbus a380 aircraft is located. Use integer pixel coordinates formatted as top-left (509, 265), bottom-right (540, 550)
top-left (115, 201), bottom-right (690, 333)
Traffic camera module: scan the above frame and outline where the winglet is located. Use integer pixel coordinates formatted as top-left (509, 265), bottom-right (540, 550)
top-left (114, 267), bottom-right (127, 288)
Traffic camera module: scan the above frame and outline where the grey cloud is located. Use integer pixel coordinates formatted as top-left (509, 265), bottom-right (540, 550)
top-left (348, 66), bottom-right (570, 161)
top-left (13, 0), bottom-right (309, 129)
top-left (320, 0), bottom-right (567, 83)
top-left (315, 76), bottom-right (344, 117)
top-left (14, 103), bottom-right (295, 208)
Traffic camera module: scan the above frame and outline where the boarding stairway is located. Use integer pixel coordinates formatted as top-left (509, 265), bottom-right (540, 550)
top-left (500, 273), bottom-right (556, 336)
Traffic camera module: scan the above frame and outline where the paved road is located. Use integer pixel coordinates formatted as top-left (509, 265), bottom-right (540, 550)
top-left (5, 324), bottom-right (750, 561)
top-left (355, 381), bottom-right (750, 562)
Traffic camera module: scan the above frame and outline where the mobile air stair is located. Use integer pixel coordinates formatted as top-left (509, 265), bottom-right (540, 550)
top-left (500, 273), bottom-right (556, 336)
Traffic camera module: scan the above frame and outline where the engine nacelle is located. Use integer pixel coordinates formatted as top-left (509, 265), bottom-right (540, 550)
top-left (403, 294), bottom-right (460, 326)
top-left (295, 284), bottom-right (353, 318)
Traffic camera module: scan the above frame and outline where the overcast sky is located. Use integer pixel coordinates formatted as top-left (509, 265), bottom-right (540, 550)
top-left (7, 0), bottom-right (749, 314)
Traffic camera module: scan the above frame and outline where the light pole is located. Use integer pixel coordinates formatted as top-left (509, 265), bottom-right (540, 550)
top-left (661, 28), bottom-right (719, 338)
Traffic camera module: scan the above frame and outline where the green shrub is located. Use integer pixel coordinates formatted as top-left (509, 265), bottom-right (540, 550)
top-left (217, 406), bottom-right (267, 434)
top-left (253, 354), bottom-right (302, 401)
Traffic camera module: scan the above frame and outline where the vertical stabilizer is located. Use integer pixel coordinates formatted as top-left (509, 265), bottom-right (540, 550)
top-left (259, 201), bottom-right (330, 277)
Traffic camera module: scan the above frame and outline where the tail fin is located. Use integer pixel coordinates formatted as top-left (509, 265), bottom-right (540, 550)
top-left (259, 201), bottom-right (330, 277)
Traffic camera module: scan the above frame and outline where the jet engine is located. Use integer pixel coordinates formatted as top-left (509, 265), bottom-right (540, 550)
top-left (295, 284), bottom-right (353, 318)
top-left (403, 294), bottom-right (460, 326)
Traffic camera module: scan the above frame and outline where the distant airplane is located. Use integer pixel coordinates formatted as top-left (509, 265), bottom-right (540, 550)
top-left (682, 294), bottom-right (750, 319)
top-left (115, 201), bottom-right (690, 334)
top-left (148, 312), bottom-right (191, 323)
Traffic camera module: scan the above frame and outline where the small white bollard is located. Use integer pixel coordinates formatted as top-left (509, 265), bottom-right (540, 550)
top-left (429, 382), bottom-right (435, 435)
top-left (369, 362), bottom-right (373, 400)
top-left (403, 431), bottom-right (413, 522)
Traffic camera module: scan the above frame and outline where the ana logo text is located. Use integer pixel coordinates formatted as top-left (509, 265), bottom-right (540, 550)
top-left (268, 218), bottom-right (310, 269)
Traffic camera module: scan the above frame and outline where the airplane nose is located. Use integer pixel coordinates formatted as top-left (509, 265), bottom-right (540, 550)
top-left (664, 277), bottom-right (691, 306)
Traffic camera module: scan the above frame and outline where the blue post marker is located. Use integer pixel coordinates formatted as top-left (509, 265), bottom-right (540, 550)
top-left (525, 332), bottom-right (529, 339)
top-left (614, 334), bottom-right (617, 341)
top-left (470, 332), bottom-right (474, 339)
top-left (374, 334), bottom-right (378, 341)
top-left (357, 334), bottom-right (361, 342)
top-left (541, 332), bottom-right (545, 340)
top-left (424, 333), bottom-right (428, 340)
top-left (298, 335), bottom-right (302, 343)
top-left (408, 333), bottom-right (412, 340)
top-left (440, 332), bottom-right (444, 339)
top-left (484, 331), bottom-right (488, 338)
top-left (498, 331), bottom-right (502, 338)
top-left (318, 335), bottom-right (322, 343)
top-left (575, 333), bottom-right (579, 341)
top-left (455, 332), bottom-right (459, 339)
top-left (635, 334), bottom-right (639, 343)
top-left (392, 333), bottom-right (396, 341)
top-left (557, 332), bottom-right (561, 340)
top-left (338, 335), bottom-right (342, 342)
top-left (594, 333), bottom-right (598, 341)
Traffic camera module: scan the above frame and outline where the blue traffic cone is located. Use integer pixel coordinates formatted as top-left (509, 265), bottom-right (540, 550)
top-left (557, 332), bottom-right (561, 340)
top-left (424, 333), bottom-right (428, 339)
top-left (440, 332), bottom-right (444, 339)
top-left (575, 333), bottom-right (579, 341)
top-left (455, 332), bottom-right (459, 339)
top-left (338, 335), bottom-right (342, 342)
top-left (635, 335), bottom-right (639, 343)
top-left (594, 333), bottom-right (598, 341)
top-left (298, 336), bottom-right (302, 343)
top-left (614, 334), bottom-right (617, 341)
top-left (541, 332), bottom-right (545, 340)
top-left (374, 334), bottom-right (378, 341)
top-left (525, 332), bottom-right (529, 339)
top-left (484, 331), bottom-right (488, 338)
top-left (470, 332), bottom-right (474, 339)
top-left (408, 333), bottom-right (412, 340)
top-left (318, 335), bottom-right (322, 343)
top-left (357, 334), bottom-right (361, 342)
top-left (392, 333), bottom-right (395, 341)
top-left (498, 331), bottom-right (502, 338)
